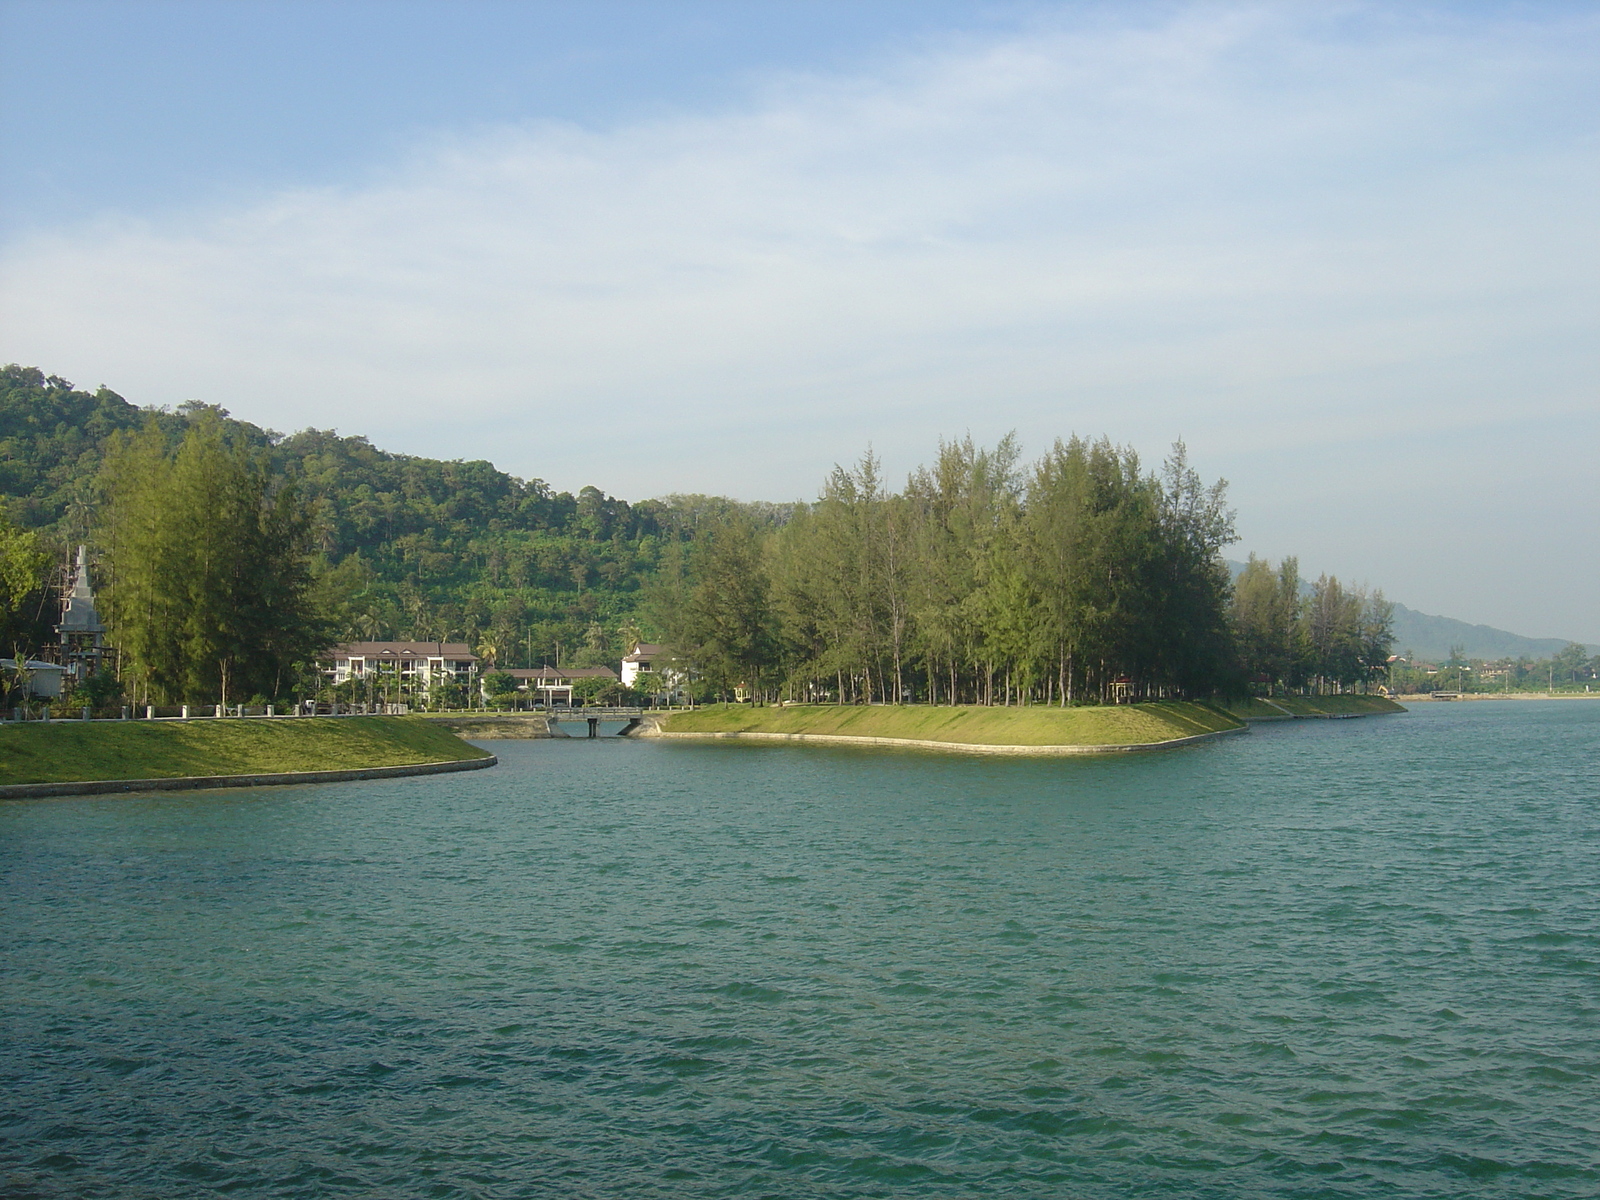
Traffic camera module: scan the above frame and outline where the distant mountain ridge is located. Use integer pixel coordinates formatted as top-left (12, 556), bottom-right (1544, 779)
top-left (1387, 605), bottom-right (1597, 664)
top-left (1224, 561), bottom-right (1594, 662)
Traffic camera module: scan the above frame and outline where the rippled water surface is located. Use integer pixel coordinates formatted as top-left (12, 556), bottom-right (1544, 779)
top-left (4, 701), bottom-right (1598, 1198)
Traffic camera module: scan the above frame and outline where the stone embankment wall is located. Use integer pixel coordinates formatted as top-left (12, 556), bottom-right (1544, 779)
top-left (420, 714), bottom-right (557, 738)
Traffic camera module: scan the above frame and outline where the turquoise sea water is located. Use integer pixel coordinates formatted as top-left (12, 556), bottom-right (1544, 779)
top-left (3, 701), bottom-right (1597, 1198)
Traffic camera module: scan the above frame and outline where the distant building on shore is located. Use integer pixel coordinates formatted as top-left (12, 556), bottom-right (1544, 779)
top-left (619, 643), bottom-right (663, 689)
top-left (0, 658), bottom-right (65, 698)
top-left (321, 642), bottom-right (479, 696)
top-left (620, 642), bottom-right (685, 701)
top-left (501, 665), bottom-right (618, 706)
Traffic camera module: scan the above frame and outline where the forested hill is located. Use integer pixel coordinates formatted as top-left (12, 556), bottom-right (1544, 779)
top-left (0, 364), bottom-right (783, 667)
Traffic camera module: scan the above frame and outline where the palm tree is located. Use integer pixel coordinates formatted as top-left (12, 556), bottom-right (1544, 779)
top-left (476, 635), bottom-right (499, 670)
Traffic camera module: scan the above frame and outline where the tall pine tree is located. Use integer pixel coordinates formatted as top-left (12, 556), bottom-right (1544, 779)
top-left (97, 414), bottom-right (325, 705)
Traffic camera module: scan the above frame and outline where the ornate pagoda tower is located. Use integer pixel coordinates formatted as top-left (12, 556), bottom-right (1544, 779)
top-left (56, 545), bottom-right (106, 682)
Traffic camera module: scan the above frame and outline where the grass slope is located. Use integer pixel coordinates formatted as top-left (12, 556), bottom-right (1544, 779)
top-left (1271, 695), bottom-right (1404, 716)
top-left (0, 716), bottom-right (489, 786)
top-left (1219, 697), bottom-right (1295, 719)
top-left (661, 702), bottom-right (1242, 746)
top-left (1218, 695), bottom-right (1405, 718)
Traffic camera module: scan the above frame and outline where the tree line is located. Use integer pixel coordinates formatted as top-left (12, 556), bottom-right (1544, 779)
top-left (2, 362), bottom-right (1410, 708)
top-left (1388, 641), bottom-right (1599, 694)
top-left (1230, 555), bottom-right (1396, 693)
top-left (651, 436), bottom-right (1295, 705)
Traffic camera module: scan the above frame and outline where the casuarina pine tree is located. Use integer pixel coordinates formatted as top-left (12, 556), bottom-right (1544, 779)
top-left (96, 413), bottom-right (327, 706)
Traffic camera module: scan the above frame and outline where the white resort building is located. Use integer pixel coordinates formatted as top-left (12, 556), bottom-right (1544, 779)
top-left (321, 642), bottom-right (479, 697)
top-left (619, 642), bottom-right (663, 689)
top-left (620, 642), bottom-right (684, 702)
top-left (501, 665), bottom-right (619, 706)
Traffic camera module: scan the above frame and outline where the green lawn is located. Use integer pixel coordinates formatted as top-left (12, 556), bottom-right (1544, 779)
top-left (0, 716), bottom-right (490, 785)
top-left (660, 702), bottom-right (1242, 747)
top-left (1218, 697), bottom-right (1296, 719)
top-left (1219, 695), bottom-right (1405, 719)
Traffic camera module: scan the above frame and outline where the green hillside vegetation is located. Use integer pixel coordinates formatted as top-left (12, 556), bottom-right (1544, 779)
top-left (0, 364), bottom-right (781, 670)
top-left (0, 507), bottom-right (50, 651)
top-left (0, 716), bottom-right (488, 786)
top-left (660, 701), bottom-right (1242, 747)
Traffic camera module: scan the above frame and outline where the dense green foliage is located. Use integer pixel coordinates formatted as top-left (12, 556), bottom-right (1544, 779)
top-left (1, 364), bottom-right (784, 677)
top-left (653, 437), bottom-right (1241, 704)
top-left (0, 367), bottom-right (140, 538)
top-left (97, 413), bottom-right (325, 705)
top-left (0, 508), bottom-right (51, 656)
top-left (1230, 555), bottom-right (1395, 692)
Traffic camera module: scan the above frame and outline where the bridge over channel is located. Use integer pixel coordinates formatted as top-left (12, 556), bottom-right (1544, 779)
top-left (546, 707), bottom-right (648, 738)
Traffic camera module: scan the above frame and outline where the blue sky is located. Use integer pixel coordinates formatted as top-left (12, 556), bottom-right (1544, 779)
top-left (2, 1), bottom-right (1597, 642)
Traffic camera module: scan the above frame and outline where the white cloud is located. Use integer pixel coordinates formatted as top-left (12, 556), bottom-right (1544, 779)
top-left (3, 3), bottom-right (1597, 635)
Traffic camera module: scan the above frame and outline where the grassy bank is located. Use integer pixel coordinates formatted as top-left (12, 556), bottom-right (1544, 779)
top-left (1272, 695), bottom-right (1404, 716)
top-left (659, 702), bottom-right (1242, 747)
top-left (0, 716), bottom-right (490, 786)
top-left (1219, 695), bottom-right (1405, 719)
